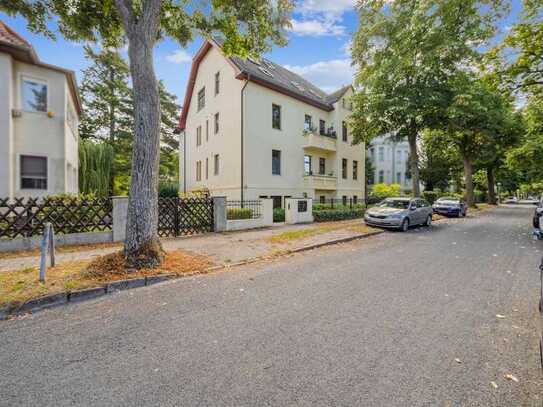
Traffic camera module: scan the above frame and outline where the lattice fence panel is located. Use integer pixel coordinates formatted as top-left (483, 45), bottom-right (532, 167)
top-left (0, 197), bottom-right (112, 239)
top-left (158, 197), bottom-right (214, 237)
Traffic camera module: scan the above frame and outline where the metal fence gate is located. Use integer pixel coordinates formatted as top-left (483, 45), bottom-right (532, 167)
top-left (158, 197), bottom-right (214, 237)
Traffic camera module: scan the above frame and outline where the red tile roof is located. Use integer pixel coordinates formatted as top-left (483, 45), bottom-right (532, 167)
top-left (0, 20), bottom-right (32, 49)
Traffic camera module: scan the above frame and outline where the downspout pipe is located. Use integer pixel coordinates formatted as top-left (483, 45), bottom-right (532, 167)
top-left (241, 74), bottom-right (250, 204)
top-left (183, 130), bottom-right (187, 194)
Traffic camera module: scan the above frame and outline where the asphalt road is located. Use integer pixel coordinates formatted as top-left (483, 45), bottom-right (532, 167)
top-left (1, 206), bottom-right (542, 406)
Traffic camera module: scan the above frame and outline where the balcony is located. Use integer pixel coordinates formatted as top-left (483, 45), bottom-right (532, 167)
top-left (303, 172), bottom-right (337, 191)
top-left (302, 127), bottom-right (337, 153)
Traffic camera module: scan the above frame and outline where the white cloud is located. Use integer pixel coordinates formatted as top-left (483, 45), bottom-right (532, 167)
top-left (166, 50), bottom-right (192, 64)
top-left (289, 18), bottom-right (345, 36)
top-left (289, 0), bottom-right (356, 38)
top-left (284, 59), bottom-right (355, 93)
top-left (297, 0), bottom-right (356, 16)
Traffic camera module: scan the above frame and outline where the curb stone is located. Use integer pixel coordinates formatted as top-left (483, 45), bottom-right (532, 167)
top-left (289, 230), bottom-right (384, 254)
top-left (106, 278), bottom-right (146, 293)
top-left (69, 287), bottom-right (107, 303)
top-left (0, 229), bottom-right (385, 320)
top-left (145, 273), bottom-right (176, 286)
top-left (18, 292), bottom-right (68, 314)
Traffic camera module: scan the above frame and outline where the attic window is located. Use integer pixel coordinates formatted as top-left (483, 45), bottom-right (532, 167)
top-left (291, 81), bottom-right (305, 92)
top-left (263, 60), bottom-right (275, 70)
top-left (258, 67), bottom-right (274, 77)
top-left (309, 89), bottom-right (321, 98)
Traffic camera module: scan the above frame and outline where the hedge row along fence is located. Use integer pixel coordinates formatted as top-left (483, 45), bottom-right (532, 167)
top-left (313, 208), bottom-right (365, 222)
top-left (226, 200), bottom-right (262, 220)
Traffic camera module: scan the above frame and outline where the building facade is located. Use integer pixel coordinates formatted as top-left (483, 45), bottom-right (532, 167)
top-left (0, 21), bottom-right (81, 199)
top-left (367, 134), bottom-right (412, 192)
top-left (179, 39), bottom-right (365, 208)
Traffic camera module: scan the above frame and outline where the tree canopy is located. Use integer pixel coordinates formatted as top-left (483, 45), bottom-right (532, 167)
top-left (351, 0), bottom-right (506, 196)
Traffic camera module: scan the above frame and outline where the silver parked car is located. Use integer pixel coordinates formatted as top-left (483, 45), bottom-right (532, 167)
top-left (364, 197), bottom-right (433, 232)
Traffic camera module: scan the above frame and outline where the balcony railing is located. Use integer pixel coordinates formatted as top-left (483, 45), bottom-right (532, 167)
top-left (303, 173), bottom-right (337, 191)
top-left (303, 126), bottom-right (337, 152)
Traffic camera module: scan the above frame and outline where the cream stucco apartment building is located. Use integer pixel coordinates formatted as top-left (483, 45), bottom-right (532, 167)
top-left (179, 39), bottom-right (365, 208)
top-left (0, 21), bottom-right (81, 199)
top-left (367, 134), bottom-right (412, 192)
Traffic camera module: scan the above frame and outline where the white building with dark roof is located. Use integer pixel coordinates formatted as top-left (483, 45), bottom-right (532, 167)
top-left (0, 21), bottom-right (81, 199)
top-left (178, 39), bottom-right (365, 208)
top-left (367, 134), bottom-right (412, 192)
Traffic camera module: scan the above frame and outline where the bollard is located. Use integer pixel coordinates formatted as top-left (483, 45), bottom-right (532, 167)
top-left (39, 223), bottom-right (55, 282)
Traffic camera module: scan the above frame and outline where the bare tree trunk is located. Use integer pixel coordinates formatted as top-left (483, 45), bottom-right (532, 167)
top-left (463, 155), bottom-right (475, 207)
top-left (116, 0), bottom-right (164, 269)
top-left (486, 166), bottom-right (496, 205)
top-left (407, 126), bottom-right (420, 197)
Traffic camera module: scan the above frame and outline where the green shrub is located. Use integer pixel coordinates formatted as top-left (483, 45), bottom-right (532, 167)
top-left (312, 203), bottom-right (365, 211)
top-left (158, 182), bottom-right (179, 198)
top-left (422, 190), bottom-right (439, 204)
top-left (369, 183), bottom-right (401, 201)
top-left (227, 208), bottom-right (253, 220)
top-left (313, 208), bottom-right (365, 222)
top-left (474, 190), bottom-right (486, 203)
top-left (273, 208), bottom-right (285, 222)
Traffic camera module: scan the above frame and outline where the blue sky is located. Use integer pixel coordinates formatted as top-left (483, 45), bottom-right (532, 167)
top-left (0, 0), bottom-right (522, 104)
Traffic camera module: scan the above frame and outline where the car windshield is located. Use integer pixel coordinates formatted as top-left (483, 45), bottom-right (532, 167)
top-left (437, 197), bottom-right (459, 202)
top-left (378, 199), bottom-right (410, 209)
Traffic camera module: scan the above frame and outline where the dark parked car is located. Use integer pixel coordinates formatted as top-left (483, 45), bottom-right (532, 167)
top-left (432, 197), bottom-right (467, 217)
top-left (534, 196), bottom-right (543, 239)
top-left (364, 197), bottom-right (433, 232)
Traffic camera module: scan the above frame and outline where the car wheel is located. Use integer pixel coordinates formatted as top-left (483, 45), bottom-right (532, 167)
top-left (401, 218), bottom-right (409, 232)
top-left (425, 214), bottom-right (432, 227)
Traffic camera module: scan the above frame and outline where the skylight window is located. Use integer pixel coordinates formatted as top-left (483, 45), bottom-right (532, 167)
top-left (258, 67), bottom-right (274, 77)
top-left (309, 89), bottom-right (321, 98)
top-left (291, 81), bottom-right (305, 92)
top-left (248, 57), bottom-right (261, 66)
top-left (263, 60), bottom-right (275, 70)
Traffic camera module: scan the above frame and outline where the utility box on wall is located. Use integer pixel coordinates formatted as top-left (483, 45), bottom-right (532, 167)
top-left (285, 198), bottom-right (313, 224)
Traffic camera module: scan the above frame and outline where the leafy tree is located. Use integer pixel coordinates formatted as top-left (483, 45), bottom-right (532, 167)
top-left (419, 130), bottom-right (462, 192)
top-left (79, 140), bottom-right (114, 196)
top-left (438, 74), bottom-right (515, 206)
top-left (488, 0), bottom-right (543, 96)
top-left (79, 46), bottom-right (133, 194)
top-left (2, 0), bottom-right (293, 268)
top-left (79, 48), bottom-right (181, 195)
top-left (506, 96), bottom-right (543, 183)
top-left (350, 0), bottom-right (505, 197)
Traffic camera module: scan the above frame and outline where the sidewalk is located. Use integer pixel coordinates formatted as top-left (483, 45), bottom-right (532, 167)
top-left (0, 219), bottom-right (379, 272)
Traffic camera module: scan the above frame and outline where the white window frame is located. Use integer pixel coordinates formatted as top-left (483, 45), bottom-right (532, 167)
top-left (20, 74), bottom-right (49, 114)
top-left (19, 154), bottom-right (48, 191)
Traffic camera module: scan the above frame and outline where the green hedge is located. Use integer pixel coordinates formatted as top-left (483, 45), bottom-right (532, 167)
top-left (159, 182), bottom-right (179, 198)
top-left (273, 208), bottom-right (285, 222)
top-left (227, 208), bottom-right (253, 220)
top-left (312, 203), bottom-right (365, 211)
top-left (313, 208), bottom-right (365, 222)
